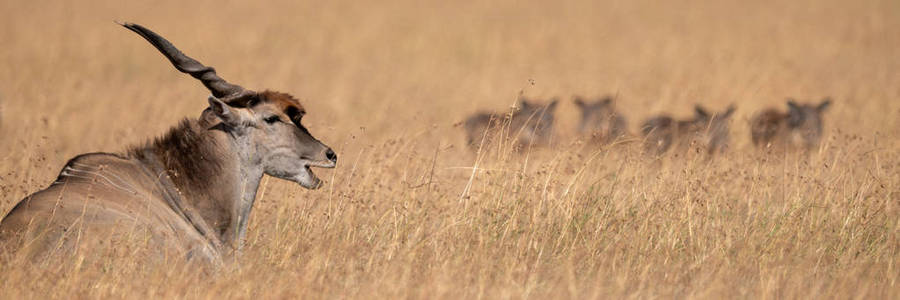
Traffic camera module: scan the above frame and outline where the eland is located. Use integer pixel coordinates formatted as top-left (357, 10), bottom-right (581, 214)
top-left (0, 23), bottom-right (337, 264)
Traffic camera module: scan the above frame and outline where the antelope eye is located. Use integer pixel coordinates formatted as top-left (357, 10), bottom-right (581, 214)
top-left (264, 115), bottom-right (280, 124)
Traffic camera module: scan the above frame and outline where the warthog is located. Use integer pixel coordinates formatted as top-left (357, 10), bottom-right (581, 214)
top-left (0, 23), bottom-right (337, 264)
top-left (751, 98), bottom-right (831, 150)
top-left (641, 104), bottom-right (736, 155)
top-left (573, 96), bottom-right (628, 144)
top-left (464, 97), bottom-right (558, 151)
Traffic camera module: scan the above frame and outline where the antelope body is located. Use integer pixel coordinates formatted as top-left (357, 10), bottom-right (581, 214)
top-left (751, 98), bottom-right (831, 150)
top-left (464, 98), bottom-right (558, 151)
top-left (641, 104), bottom-right (735, 155)
top-left (0, 23), bottom-right (336, 264)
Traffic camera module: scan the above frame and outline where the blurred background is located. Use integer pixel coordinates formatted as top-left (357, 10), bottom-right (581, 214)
top-left (3, 1), bottom-right (898, 132)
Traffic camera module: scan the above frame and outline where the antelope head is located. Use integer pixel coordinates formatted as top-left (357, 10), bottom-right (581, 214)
top-left (122, 23), bottom-right (336, 189)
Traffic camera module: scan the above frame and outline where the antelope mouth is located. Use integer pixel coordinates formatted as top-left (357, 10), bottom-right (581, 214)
top-left (297, 165), bottom-right (322, 189)
top-left (299, 160), bottom-right (335, 190)
top-left (307, 159), bottom-right (337, 169)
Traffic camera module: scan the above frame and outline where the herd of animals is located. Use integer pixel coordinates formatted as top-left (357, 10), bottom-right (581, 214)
top-left (464, 95), bottom-right (832, 155)
top-left (0, 23), bottom-right (835, 265)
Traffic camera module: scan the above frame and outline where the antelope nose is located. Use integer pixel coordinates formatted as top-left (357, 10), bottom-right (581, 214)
top-left (325, 148), bottom-right (337, 163)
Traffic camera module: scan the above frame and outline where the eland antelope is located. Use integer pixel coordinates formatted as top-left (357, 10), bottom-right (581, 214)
top-left (0, 23), bottom-right (337, 264)
top-left (463, 97), bottom-right (558, 151)
top-left (641, 104), bottom-right (736, 155)
top-left (751, 98), bottom-right (831, 150)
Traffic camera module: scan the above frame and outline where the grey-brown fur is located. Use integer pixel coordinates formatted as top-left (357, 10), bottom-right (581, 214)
top-left (751, 98), bottom-right (831, 150)
top-left (641, 104), bottom-right (736, 155)
top-left (573, 96), bottom-right (628, 144)
top-left (464, 97), bottom-right (558, 151)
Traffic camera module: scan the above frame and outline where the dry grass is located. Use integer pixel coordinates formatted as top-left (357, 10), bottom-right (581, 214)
top-left (0, 0), bottom-right (898, 298)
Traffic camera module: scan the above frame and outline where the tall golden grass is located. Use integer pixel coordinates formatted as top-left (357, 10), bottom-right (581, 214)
top-left (0, 0), bottom-right (897, 298)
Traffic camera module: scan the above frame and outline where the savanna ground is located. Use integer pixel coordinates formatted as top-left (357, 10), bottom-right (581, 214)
top-left (0, 0), bottom-right (898, 298)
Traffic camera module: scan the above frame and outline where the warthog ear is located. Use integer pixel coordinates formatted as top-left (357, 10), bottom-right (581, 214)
top-left (546, 98), bottom-right (559, 111)
top-left (787, 99), bottom-right (803, 126)
top-left (573, 97), bottom-right (586, 108)
top-left (722, 105), bottom-right (736, 118)
top-left (601, 96), bottom-right (613, 105)
top-left (208, 96), bottom-right (243, 127)
top-left (818, 98), bottom-right (832, 112)
top-left (787, 98), bottom-right (800, 110)
top-left (518, 98), bottom-right (530, 110)
top-left (694, 105), bottom-right (710, 118)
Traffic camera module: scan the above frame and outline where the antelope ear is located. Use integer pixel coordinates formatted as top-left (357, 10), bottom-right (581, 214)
top-left (208, 96), bottom-right (243, 126)
top-left (818, 98), bottom-right (832, 112)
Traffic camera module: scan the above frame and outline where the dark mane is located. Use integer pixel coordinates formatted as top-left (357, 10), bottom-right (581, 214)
top-left (127, 118), bottom-right (224, 192)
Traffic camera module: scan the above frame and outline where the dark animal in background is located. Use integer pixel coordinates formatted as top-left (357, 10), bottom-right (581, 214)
top-left (464, 97), bottom-right (559, 151)
top-left (573, 96), bottom-right (628, 144)
top-left (751, 98), bottom-right (831, 150)
top-left (641, 115), bottom-right (676, 155)
top-left (695, 104), bottom-right (737, 154)
top-left (641, 104), bottom-right (736, 155)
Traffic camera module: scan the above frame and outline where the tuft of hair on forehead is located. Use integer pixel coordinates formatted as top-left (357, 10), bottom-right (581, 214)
top-left (257, 90), bottom-right (306, 119)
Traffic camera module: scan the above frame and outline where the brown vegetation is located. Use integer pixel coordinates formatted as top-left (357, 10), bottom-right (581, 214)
top-left (0, 0), bottom-right (897, 298)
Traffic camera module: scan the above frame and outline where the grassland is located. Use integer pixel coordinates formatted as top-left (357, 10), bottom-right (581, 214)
top-left (0, 0), bottom-right (897, 298)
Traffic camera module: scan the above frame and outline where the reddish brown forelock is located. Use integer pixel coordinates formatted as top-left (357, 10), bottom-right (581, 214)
top-left (257, 90), bottom-right (306, 124)
top-left (259, 90), bottom-right (305, 112)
